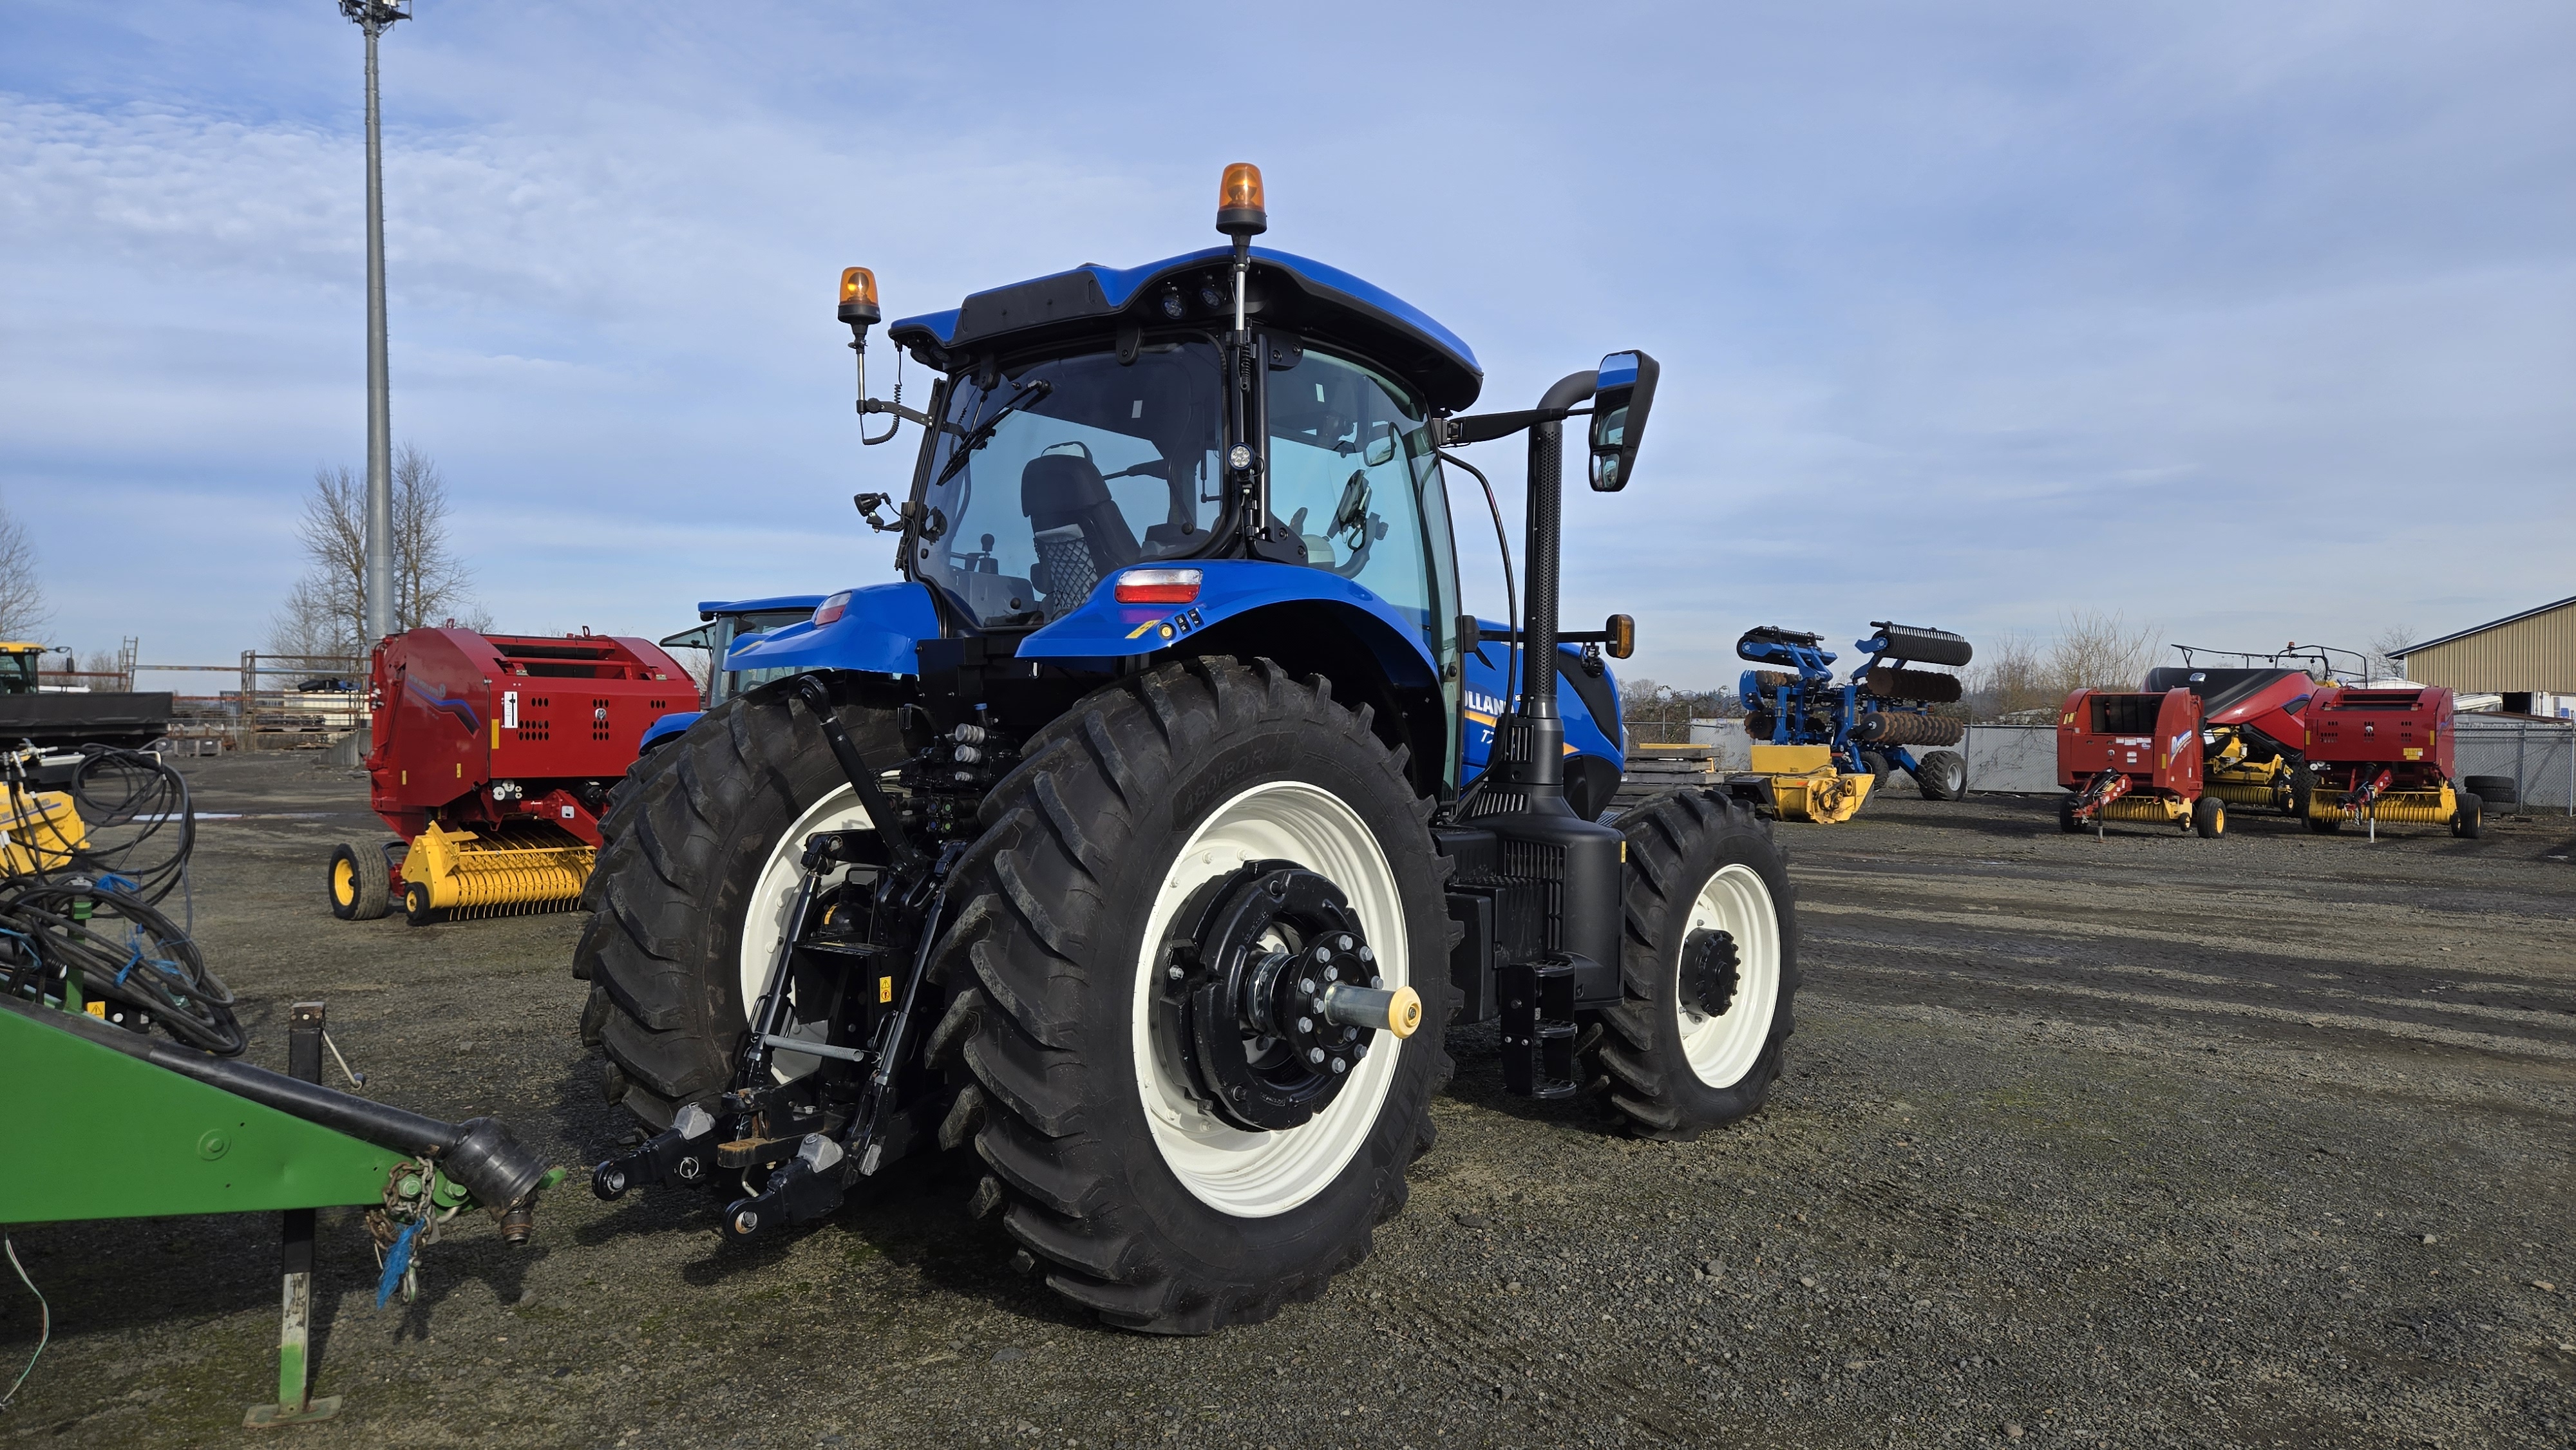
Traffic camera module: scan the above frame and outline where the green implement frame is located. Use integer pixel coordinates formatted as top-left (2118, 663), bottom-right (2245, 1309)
top-left (0, 995), bottom-right (552, 1426)
top-left (0, 1000), bottom-right (399, 1223)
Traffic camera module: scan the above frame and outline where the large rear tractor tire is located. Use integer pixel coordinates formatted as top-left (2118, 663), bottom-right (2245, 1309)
top-left (571, 674), bottom-right (906, 1124)
top-left (1599, 791), bottom-right (1798, 1140)
top-left (1914, 749), bottom-right (1967, 801)
top-left (945, 657), bottom-right (1456, 1334)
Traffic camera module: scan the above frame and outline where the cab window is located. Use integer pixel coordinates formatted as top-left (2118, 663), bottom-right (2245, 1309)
top-left (1264, 347), bottom-right (1454, 648)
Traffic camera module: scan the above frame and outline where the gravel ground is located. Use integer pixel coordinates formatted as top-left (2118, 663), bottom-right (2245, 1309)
top-left (5, 751), bottom-right (2572, 1449)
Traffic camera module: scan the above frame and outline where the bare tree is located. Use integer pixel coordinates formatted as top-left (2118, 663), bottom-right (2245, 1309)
top-left (0, 496), bottom-right (46, 640)
top-left (271, 444), bottom-right (478, 657)
top-left (2367, 624), bottom-right (2418, 683)
top-left (1967, 630), bottom-right (2052, 720)
top-left (393, 446), bottom-right (475, 634)
top-left (2046, 610), bottom-right (2160, 697)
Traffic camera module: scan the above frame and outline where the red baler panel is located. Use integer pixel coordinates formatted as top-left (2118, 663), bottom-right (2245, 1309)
top-left (2056, 688), bottom-right (2204, 795)
top-left (368, 630), bottom-right (493, 832)
top-left (2304, 685), bottom-right (2456, 784)
top-left (365, 628), bottom-right (697, 838)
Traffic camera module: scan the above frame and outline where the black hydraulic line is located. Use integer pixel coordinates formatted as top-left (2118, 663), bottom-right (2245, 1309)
top-left (1437, 448), bottom-right (1518, 711)
top-left (791, 675), bottom-right (922, 871)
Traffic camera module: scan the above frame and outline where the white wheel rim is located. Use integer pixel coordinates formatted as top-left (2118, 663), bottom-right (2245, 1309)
top-left (740, 785), bottom-right (875, 1080)
top-left (1130, 780), bottom-right (1408, 1219)
top-left (1677, 863), bottom-right (1782, 1088)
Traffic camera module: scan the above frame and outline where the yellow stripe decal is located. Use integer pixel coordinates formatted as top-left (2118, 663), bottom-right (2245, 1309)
top-left (1126, 619), bottom-right (1159, 639)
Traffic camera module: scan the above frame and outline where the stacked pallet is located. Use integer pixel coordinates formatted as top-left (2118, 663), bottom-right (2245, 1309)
top-left (1613, 743), bottom-right (1718, 810)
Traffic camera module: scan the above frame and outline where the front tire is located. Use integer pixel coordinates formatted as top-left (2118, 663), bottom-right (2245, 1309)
top-left (573, 674), bottom-right (905, 1123)
top-left (1915, 749), bottom-right (1966, 801)
top-left (1600, 791), bottom-right (1798, 1140)
top-left (947, 657), bottom-right (1455, 1334)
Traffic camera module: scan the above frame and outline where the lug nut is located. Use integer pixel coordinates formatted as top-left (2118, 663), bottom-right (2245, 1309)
top-left (1296, 1016), bottom-right (1313, 1033)
top-left (1167, 965), bottom-right (1184, 981)
top-left (1358, 945), bottom-right (1373, 962)
top-left (1300, 977), bottom-right (1316, 995)
top-left (1325, 966), bottom-right (1338, 983)
top-left (1316, 948), bottom-right (1332, 964)
top-left (1337, 935), bottom-right (1353, 950)
top-left (1330, 1058), bottom-right (1347, 1075)
top-left (1307, 1048), bottom-right (1325, 1064)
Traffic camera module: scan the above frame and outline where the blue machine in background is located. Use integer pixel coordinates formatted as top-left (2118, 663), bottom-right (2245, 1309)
top-left (1737, 620), bottom-right (1973, 801)
top-left (639, 595), bottom-right (830, 754)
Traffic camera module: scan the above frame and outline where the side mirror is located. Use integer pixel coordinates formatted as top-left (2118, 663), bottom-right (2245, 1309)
top-left (1587, 350), bottom-right (1660, 492)
top-left (1363, 420), bottom-right (1399, 468)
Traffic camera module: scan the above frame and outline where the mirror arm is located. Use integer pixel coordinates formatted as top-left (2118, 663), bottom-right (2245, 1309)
top-left (1438, 406), bottom-right (1571, 446)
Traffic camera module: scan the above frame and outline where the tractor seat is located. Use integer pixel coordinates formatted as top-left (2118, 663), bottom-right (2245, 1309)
top-left (1022, 453), bottom-right (1142, 613)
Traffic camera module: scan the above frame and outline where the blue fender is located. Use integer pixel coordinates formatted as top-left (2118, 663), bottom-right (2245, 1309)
top-left (639, 710), bottom-right (700, 755)
top-left (1015, 561), bottom-right (1440, 688)
top-left (724, 581), bottom-right (940, 677)
top-left (1459, 622), bottom-right (1625, 784)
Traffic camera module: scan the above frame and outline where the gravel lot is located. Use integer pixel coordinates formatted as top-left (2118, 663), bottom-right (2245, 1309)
top-left (5, 752), bottom-right (2572, 1448)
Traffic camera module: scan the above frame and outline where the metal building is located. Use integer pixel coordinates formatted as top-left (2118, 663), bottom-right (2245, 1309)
top-left (2395, 594), bottom-right (2576, 718)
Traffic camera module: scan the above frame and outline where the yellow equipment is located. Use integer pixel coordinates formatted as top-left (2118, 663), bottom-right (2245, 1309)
top-left (2, 781), bottom-right (87, 876)
top-left (1748, 744), bottom-right (1877, 824)
top-left (397, 821), bottom-right (593, 924)
top-left (2202, 732), bottom-right (2300, 814)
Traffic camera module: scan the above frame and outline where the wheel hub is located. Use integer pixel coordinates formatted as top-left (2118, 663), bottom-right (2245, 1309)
top-left (1160, 862), bottom-right (1383, 1132)
top-left (1683, 927), bottom-right (1739, 1019)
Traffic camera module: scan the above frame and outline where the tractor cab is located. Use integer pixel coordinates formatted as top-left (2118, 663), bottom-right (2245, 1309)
top-left (0, 643), bottom-right (52, 694)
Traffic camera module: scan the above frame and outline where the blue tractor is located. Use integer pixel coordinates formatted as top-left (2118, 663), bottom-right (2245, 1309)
top-left (577, 165), bottom-right (1797, 1333)
top-left (636, 596), bottom-right (831, 756)
top-left (1736, 621), bottom-right (1973, 813)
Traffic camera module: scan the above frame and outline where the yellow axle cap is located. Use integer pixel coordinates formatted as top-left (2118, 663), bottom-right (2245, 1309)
top-left (1320, 982), bottom-right (1424, 1039)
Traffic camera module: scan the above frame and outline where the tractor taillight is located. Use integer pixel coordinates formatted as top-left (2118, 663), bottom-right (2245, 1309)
top-left (813, 591), bottom-right (853, 626)
top-left (1115, 569), bottom-right (1202, 605)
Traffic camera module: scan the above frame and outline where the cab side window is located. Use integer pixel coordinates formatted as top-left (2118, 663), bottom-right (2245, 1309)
top-left (1265, 347), bottom-right (1446, 632)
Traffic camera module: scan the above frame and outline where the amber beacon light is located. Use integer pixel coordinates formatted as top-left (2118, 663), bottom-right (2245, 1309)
top-left (837, 267), bottom-right (880, 330)
top-left (1216, 163), bottom-right (1267, 237)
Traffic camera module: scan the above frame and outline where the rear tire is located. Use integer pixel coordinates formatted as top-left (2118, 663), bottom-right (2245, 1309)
top-left (2306, 811), bottom-right (2342, 834)
top-left (2452, 791), bottom-right (2483, 839)
top-left (1915, 749), bottom-right (1966, 801)
top-left (2193, 795), bottom-right (2224, 838)
top-left (2058, 796), bottom-right (2083, 834)
top-left (2465, 775), bottom-right (2516, 812)
top-left (947, 657), bottom-right (1456, 1333)
top-left (572, 675), bottom-right (905, 1124)
top-left (328, 840), bottom-right (392, 921)
top-left (1600, 791), bottom-right (1797, 1140)
top-left (1860, 750), bottom-right (1892, 790)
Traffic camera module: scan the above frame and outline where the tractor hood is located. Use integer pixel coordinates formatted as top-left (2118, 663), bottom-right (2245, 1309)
top-left (886, 247), bottom-right (1484, 413)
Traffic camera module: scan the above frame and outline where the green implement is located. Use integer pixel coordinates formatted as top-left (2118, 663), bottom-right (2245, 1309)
top-left (0, 997), bottom-right (400, 1223)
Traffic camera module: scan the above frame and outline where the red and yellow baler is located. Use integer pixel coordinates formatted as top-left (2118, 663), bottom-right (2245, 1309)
top-left (2054, 686), bottom-right (2226, 838)
top-left (327, 628), bottom-right (698, 925)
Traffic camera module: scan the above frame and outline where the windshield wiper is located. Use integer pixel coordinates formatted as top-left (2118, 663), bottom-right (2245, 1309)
top-left (931, 379), bottom-right (1054, 489)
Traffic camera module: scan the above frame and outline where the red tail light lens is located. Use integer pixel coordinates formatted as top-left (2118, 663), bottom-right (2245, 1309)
top-left (813, 590), bottom-right (853, 626)
top-left (1114, 569), bottom-right (1202, 605)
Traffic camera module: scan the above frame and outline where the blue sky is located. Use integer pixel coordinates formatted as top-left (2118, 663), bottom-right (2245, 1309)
top-left (5, 1), bottom-right (2570, 688)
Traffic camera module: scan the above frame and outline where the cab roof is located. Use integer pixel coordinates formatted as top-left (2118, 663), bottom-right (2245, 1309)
top-left (887, 247), bottom-right (1484, 411)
